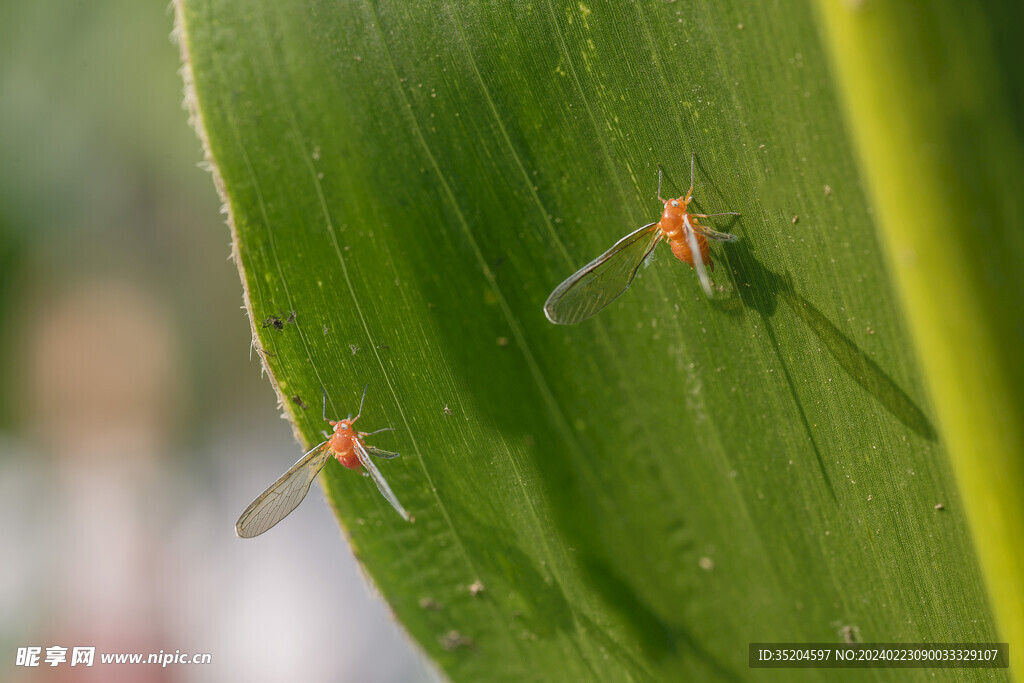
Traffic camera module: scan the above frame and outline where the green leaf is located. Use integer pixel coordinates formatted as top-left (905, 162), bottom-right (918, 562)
top-left (176, 0), bottom-right (1018, 680)
top-left (816, 2), bottom-right (1024, 674)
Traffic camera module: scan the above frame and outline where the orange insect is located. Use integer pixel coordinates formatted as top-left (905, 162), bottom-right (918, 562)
top-left (236, 386), bottom-right (412, 538)
top-left (544, 154), bottom-right (739, 324)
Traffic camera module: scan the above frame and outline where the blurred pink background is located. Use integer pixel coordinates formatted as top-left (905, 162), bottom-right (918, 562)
top-left (0, 2), bottom-right (435, 681)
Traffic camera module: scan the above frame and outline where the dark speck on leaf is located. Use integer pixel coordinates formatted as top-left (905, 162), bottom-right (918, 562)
top-left (261, 315), bottom-right (284, 330)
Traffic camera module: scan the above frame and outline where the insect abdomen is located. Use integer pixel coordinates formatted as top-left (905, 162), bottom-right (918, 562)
top-left (334, 446), bottom-right (362, 470)
top-left (669, 233), bottom-right (713, 271)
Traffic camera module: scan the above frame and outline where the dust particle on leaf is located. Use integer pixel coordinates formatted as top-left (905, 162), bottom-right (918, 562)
top-left (261, 315), bottom-right (284, 330)
top-left (468, 580), bottom-right (484, 596)
top-left (291, 395), bottom-right (308, 409)
top-left (439, 630), bottom-right (473, 651)
top-left (419, 597), bottom-right (442, 610)
top-left (443, 404), bottom-right (454, 416)
top-left (934, 503), bottom-right (945, 511)
top-left (496, 337), bottom-right (509, 347)
top-left (350, 344), bottom-right (360, 356)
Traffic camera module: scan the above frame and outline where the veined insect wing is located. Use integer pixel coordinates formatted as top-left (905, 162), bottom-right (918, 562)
top-left (354, 441), bottom-right (413, 522)
top-left (543, 221), bottom-right (661, 325)
top-left (691, 222), bottom-right (738, 242)
top-left (363, 445), bottom-right (400, 459)
top-left (683, 215), bottom-right (715, 298)
top-left (235, 440), bottom-right (332, 538)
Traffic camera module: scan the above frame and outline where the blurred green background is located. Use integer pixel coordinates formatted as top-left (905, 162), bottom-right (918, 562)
top-left (0, 2), bottom-right (433, 680)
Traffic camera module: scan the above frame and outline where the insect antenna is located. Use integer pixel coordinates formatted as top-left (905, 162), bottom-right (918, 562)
top-left (686, 153), bottom-right (696, 200)
top-left (353, 383), bottom-right (369, 422)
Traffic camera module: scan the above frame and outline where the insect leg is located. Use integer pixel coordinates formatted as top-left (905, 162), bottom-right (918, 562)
top-left (361, 427), bottom-right (394, 436)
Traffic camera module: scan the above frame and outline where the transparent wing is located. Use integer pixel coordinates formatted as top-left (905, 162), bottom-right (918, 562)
top-left (683, 215), bottom-right (715, 299)
top-left (354, 441), bottom-right (413, 522)
top-left (235, 441), bottom-right (332, 538)
top-left (363, 445), bottom-right (400, 459)
top-left (691, 222), bottom-right (738, 242)
top-left (544, 222), bottom-right (661, 325)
